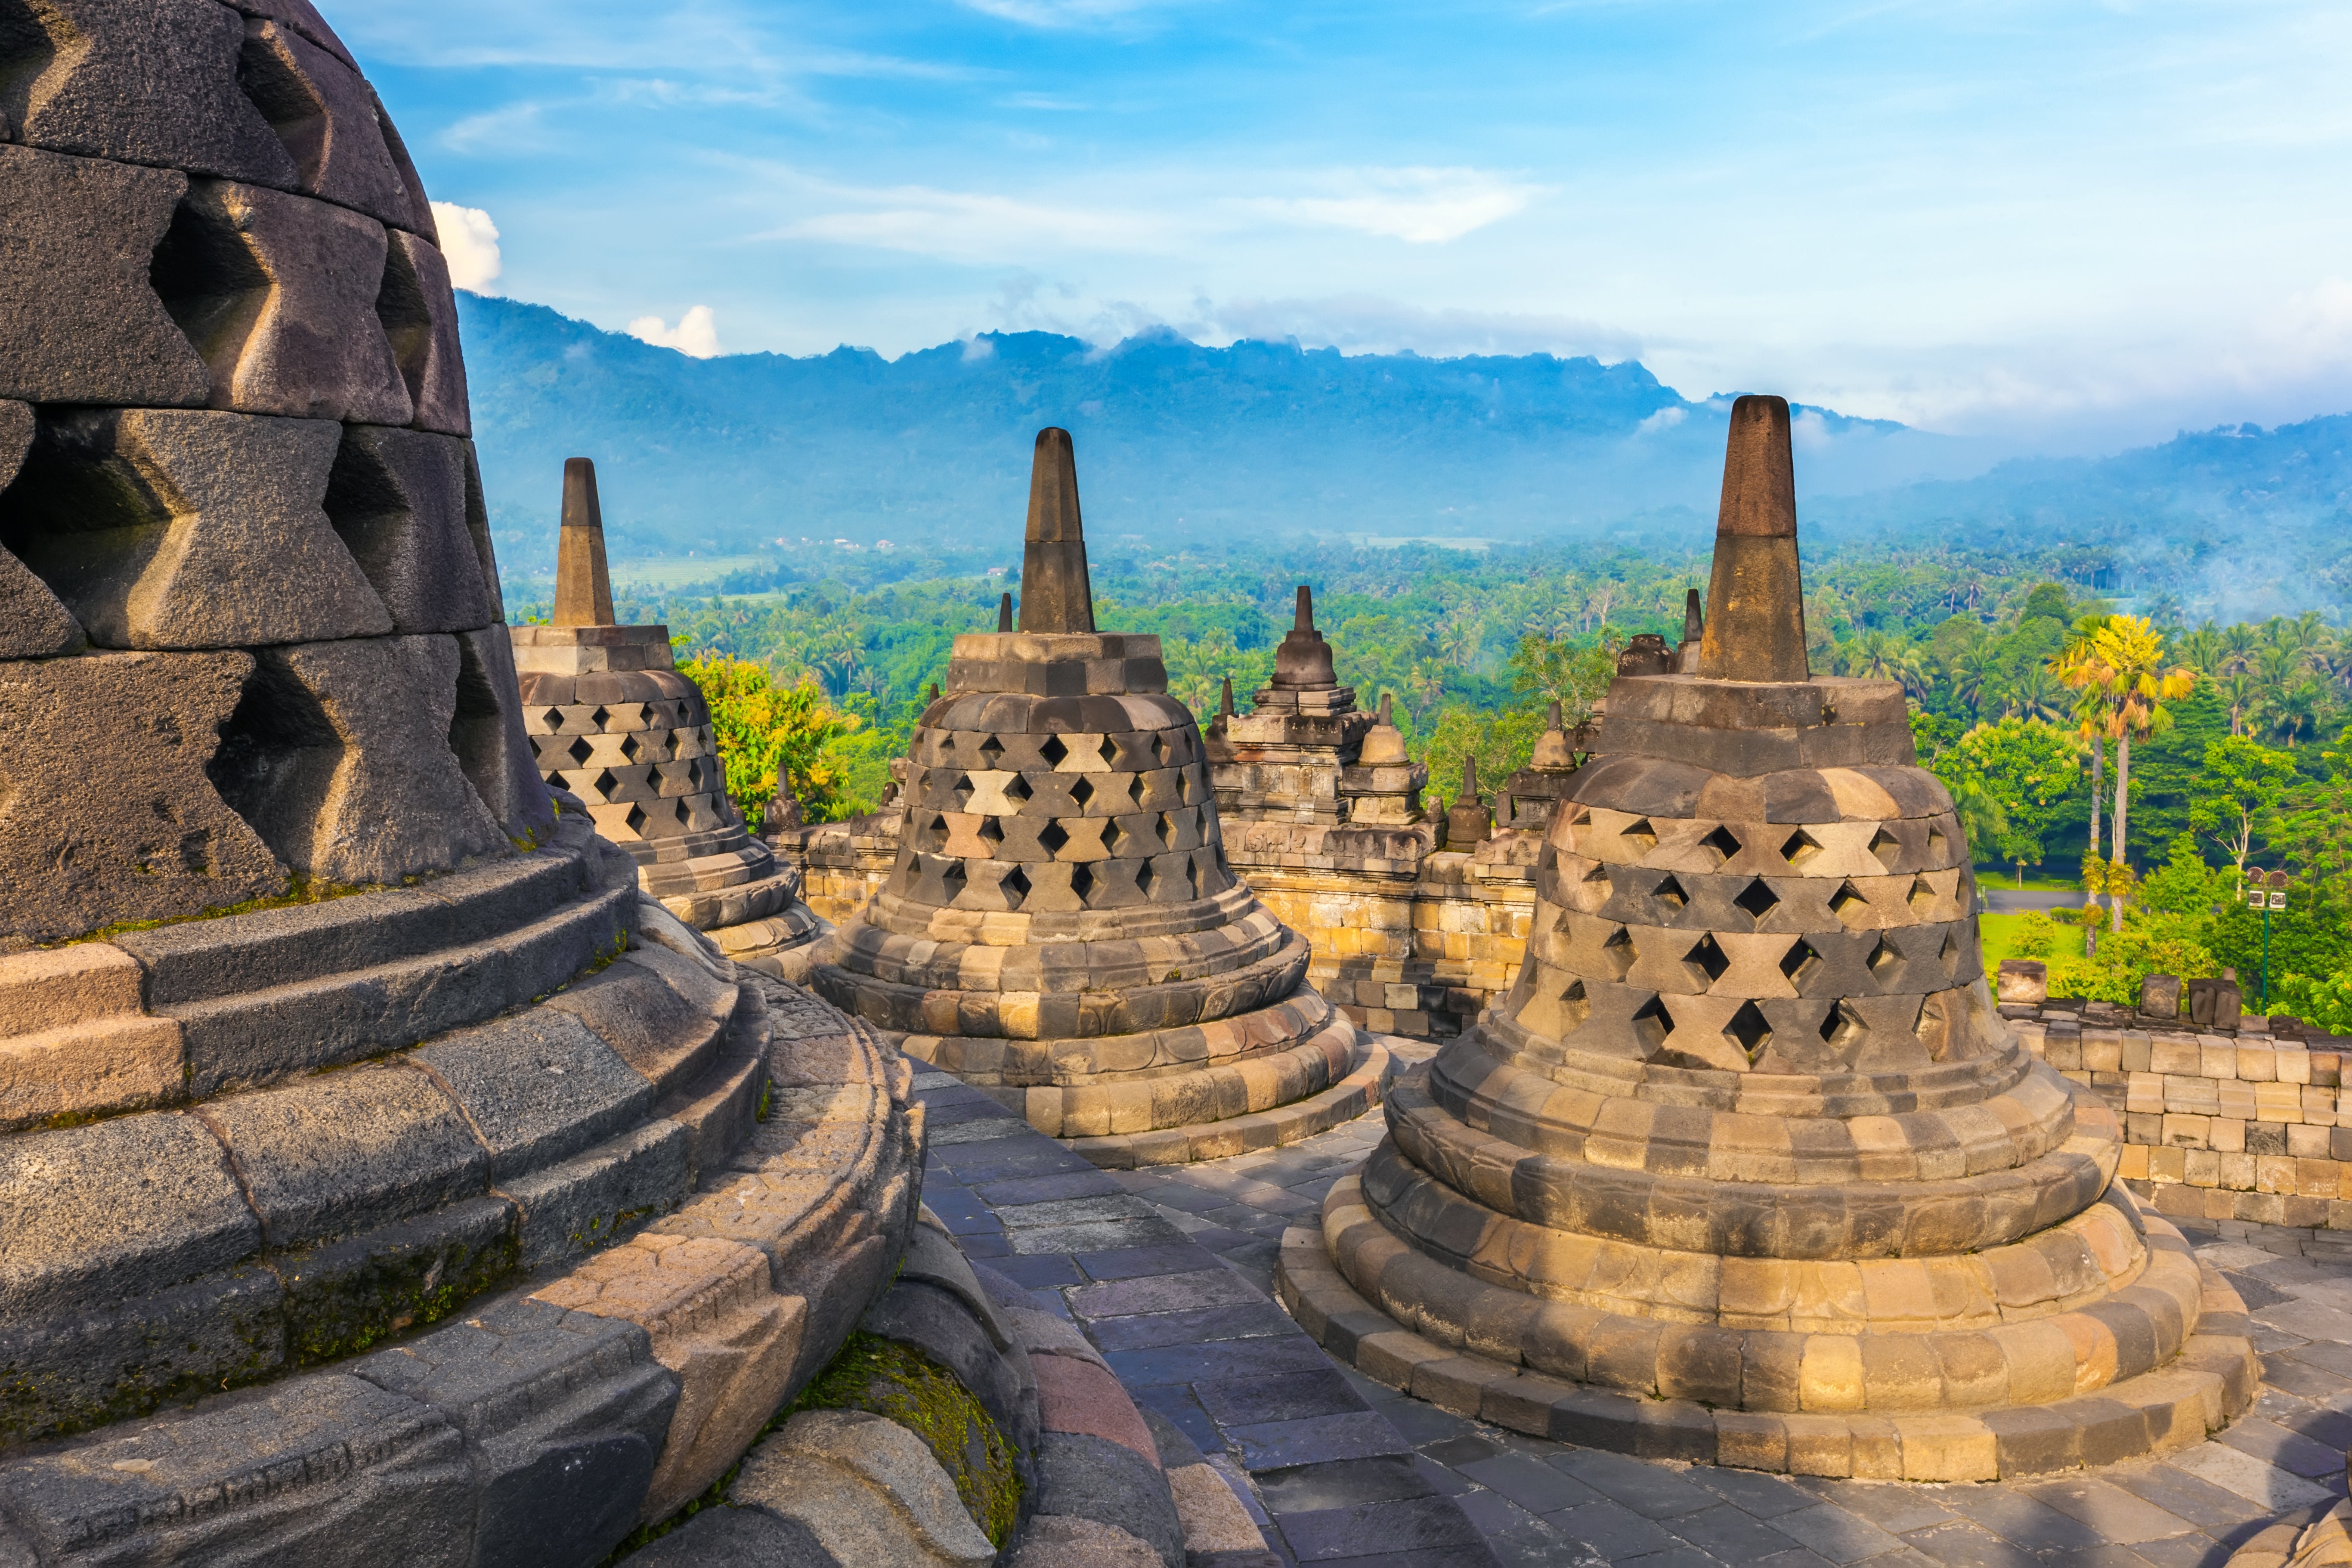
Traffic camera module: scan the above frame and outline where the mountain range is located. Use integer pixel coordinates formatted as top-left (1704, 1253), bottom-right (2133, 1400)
top-left (456, 293), bottom-right (2352, 615)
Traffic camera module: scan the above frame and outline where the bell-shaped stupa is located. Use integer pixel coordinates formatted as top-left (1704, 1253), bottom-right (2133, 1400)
top-left (0, 12), bottom-right (916, 1558)
top-left (816, 428), bottom-right (1391, 1165)
top-left (511, 457), bottom-right (824, 973)
top-left (1279, 396), bottom-right (2256, 1481)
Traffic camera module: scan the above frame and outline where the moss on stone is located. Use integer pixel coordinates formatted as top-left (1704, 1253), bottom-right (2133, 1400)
top-left (279, 1219), bottom-right (521, 1368)
top-left (787, 1330), bottom-right (1023, 1548)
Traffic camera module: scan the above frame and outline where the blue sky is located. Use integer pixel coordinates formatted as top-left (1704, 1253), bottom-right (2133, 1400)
top-left (346, 0), bottom-right (2352, 453)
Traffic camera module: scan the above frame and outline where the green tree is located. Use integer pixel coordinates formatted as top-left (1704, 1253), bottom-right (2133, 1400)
top-left (1506, 633), bottom-right (1614, 732)
top-left (2188, 736), bottom-right (2297, 878)
top-left (680, 656), bottom-right (865, 824)
top-left (1937, 717), bottom-right (2078, 884)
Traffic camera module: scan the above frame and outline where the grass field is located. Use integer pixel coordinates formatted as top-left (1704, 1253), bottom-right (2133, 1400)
top-left (1974, 865), bottom-right (2085, 893)
top-left (1978, 911), bottom-right (2087, 966)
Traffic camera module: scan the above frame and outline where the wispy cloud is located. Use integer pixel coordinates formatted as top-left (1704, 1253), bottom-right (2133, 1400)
top-left (760, 176), bottom-right (1181, 260)
top-left (956, 0), bottom-right (1177, 29)
top-left (1239, 168), bottom-right (1550, 244)
top-left (1206, 295), bottom-right (1642, 360)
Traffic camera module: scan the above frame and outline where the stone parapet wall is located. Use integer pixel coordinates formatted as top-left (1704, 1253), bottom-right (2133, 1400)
top-left (2013, 1002), bottom-right (2352, 1231)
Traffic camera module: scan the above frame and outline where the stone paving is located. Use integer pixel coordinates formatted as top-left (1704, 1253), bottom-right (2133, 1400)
top-left (912, 1070), bottom-right (1504, 1567)
top-left (1105, 1098), bottom-right (2352, 1568)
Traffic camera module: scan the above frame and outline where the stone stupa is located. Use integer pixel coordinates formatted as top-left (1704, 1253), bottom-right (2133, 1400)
top-left (1279, 396), bottom-right (2256, 1481)
top-left (0, 10), bottom-right (915, 1558)
top-left (815, 427), bottom-right (1391, 1165)
top-left (510, 457), bottom-right (824, 975)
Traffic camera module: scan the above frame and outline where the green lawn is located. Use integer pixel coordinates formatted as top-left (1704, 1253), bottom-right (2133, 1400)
top-left (1974, 864), bottom-right (2083, 894)
top-left (1978, 911), bottom-right (2086, 966)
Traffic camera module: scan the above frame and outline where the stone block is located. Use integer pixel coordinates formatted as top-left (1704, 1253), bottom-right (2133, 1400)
top-left (0, 1010), bottom-right (183, 1133)
top-left (1030, 1430), bottom-right (1182, 1568)
top-left (378, 230), bottom-right (471, 434)
top-left (195, 1061), bottom-right (487, 1248)
top-left (626, 1504), bottom-right (844, 1566)
top-left (501, 1120), bottom-right (692, 1270)
top-left (532, 1233), bottom-right (808, 1523)
top-left (0, 1375), bottom-right (472, 1566)
top-left (276, 1194), bottom-right (519, 1367)
top-left (0, 943), bottom-right (144, 1036)
top-left (209, 634), bottom-right (512, 883)
top-left (416, 1008), bottom-right (654, 1182)
top-left (0, 401), bottom-right (84, 659)
top-left (159, 179), bottom-right (409, 422)
top-left (236, 22), bottom-right (414, 226)
top-left (861, 1279), bottom-right (1040, 1464)
top-left (450, 626), bottom-right (558, 844)
top-left (0, 145), bottom-right (210, 404)
top-left (0, 1110), bottom-right (260, 1320)
top-left (322, 425), bottom-right (492, 632)
top-left (9, 0), bottom-right (297, 183)
top-left (7, 407), bottom-right (390, 648)
top-left (734, 1409), bottom-right (997, 1567)
top-left (353, 1295), bottom-right (681, 1568)
top-left (1996, 959), bottom-right (2047, 1005)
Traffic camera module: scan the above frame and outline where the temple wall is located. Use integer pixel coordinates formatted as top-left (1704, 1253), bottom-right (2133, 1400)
top-left (2016, 1003), bottom-right (2352, 1230)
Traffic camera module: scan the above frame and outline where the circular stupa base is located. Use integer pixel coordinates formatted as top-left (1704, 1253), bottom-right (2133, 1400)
top-left (1275, 1167), bottom-right (2258, 1483)
top-left (1059, 1029), bottom-right (1395, 1168)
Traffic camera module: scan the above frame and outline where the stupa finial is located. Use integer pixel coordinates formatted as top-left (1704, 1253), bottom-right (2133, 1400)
top-left (552, 458), bottom-right (615, 628)
top-left (1695, 395), bottom-right (1808, 683)
top-left (997, 591), bottom-right (1014, 632)
top-left (1294, 584), bottom-right (1314, 631)
top-left (1016, 427), bottom-right (1095, 634)
top-left (1218, 675), bottom-right (1235, 717)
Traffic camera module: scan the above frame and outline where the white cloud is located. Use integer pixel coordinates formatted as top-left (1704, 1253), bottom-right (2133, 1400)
top-left (1635, 406), bottom-right (1686, 435)
top-left (1241, 167), bottom-right (1548, 244)
top-left (430, 203), bottom-right (503, 290)
top-left (628, 305), bottom-right (724, 358)
top-left (760, 176), bottom-right (1178, 260)
top-left (1205, 295), bottom-right (1641, 362)
top-left (957, 0), bottom-right (1167, 27)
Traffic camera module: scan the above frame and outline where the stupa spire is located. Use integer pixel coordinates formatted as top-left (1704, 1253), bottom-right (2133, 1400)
top-left (1218, 675), bottom-right (1235, 717)
top-left (1695, 395), bottom-right (1808, 682)
top-left (1016, 427), bottom-right (1095, 633)
top-left (1295, 584), bottom-right (1314, 630)
top-left (997, 591), bottom-right (1014, 632)
top-left (552, 457), bottom-right (615, 628)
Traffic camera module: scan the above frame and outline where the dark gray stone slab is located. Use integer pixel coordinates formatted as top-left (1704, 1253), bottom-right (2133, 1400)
top-left (353, 1295), bottom-right (680, 1568)
top-left (1033, 1430), bottom-right (1184, 1568)
top-left (625, 1503), bottom-right (844, 1567)
top-left (416, 1008), bottom-right (653, 1181)
top-left (502, 1120), bottom-right (692, 1270)
top-left (198, 1062), bottom-right (487, 1248)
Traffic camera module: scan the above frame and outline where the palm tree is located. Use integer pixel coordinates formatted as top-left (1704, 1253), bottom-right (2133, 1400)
top-left (1951, 644), bottom-right (2001, 720)
top-left (2253, 643), bottom-right (2307, 690)
top-left (2006, 664), bottom-right (2067, 723)
top-left (2052, 618), bottom-right (2111, 912)
top-left (2084, 615), bottom-right (2195, 932)
top-left (2220, 623), bottom-right (2258, 671)
top-left (2269, 681), bottom-right (2323, 748)
top-left (2179, 623), bottom-right (2225, 675)
top-left (2216, 671), bottom-right (2260, 738)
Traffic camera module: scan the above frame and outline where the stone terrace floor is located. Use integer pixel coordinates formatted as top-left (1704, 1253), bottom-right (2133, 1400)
top-left (1098, 1098), bottom-right (2352, 1568)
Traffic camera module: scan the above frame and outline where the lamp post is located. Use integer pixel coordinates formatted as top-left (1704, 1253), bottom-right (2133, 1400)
top-left (2247, 869), bottom-right (2289, 1012)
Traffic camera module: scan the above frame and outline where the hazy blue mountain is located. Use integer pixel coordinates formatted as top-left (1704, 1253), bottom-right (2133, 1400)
top-left (455, 293), bottom-right (1977, 575)
top-left (457, 293), bottom-right (2352, 614)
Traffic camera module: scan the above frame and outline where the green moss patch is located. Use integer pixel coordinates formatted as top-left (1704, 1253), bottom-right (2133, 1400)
top-left (789, 1331), bottom-right (1023, 1548)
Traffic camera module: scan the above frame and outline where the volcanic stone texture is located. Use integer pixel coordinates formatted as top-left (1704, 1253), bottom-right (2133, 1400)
top-left (1281, 671), bottom-right (2261, 1479)
top-left (816, 629), bottom-right (1380, 1165)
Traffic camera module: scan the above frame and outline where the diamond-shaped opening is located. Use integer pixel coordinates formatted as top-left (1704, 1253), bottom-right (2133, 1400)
top-left (1038, 820), bottom-right (1070, 856)
top-left (977, 734), bottom-right (1003, 767)
top-left (1866, 934), bottom-right (1900, 979)
top-left (1179, 768), bottom-right (1200, 804)
top-left (1554, 977), bottom-right (1591, 1030)
top-left (1724, 1000), bottom-right (1772, 1061)
top-left (1104, 820), bottom-right (1129, 857)
top-left (1940, 928), bottom-right (1962, 976)
top-left (998, 865), bottom-right (1031, 907)
top-left (1780, 939), bottom-right (1822, 987)
top-left (1653, 874), bottom-right (1687, 912)
top-left (937, 858), bottom-right (967, 902)
top-left (1819, 1000), bottom-right (1864, 1049)
top-left (589, 706), bottom-right (610, 728)
top-left (1151, 734), bottom-right (1170, 767)
top-left (1829, 880), bottom-right (1866, 921)
top-left (589, 767), bottom-right (618, 799)
top-left (622, 802), bottom-right (647, 834)
top-left (1601, 925), bottom-right (1635, 980)
top-left (1908, 875), bottom-right (1937, 915)
top-left (1780, 828), bottom-right (1822, 866)
top-left (1622, 816), bottom-right (1658, 850)
top-left (1039, 735), bottom-right (1068, 767)
top-left (1869, 827), bottom-right (1903, 869)
top-left (950, 771), bottom-right (975, 809)
top-left (1686, 933), bottom-right (1730, 984)
top-left (1098, 735), bottom-right (1120, 767)
top-left (1701, 824), bottom-right (1741, 863)
top-left (977, 816), bottom-right (1004, 847)
top-left (1927, 825), bottom-right (1949, 859)
top-left (619, 733), bottom-right (646, 763)
top-left (566, 736), bottom-right (595, 766)
top-left (1733, 877), bottom-right (1780, 923)
top-left (1631, 994), bottom-right (1674, 1052)
top-left (1070, 863), bottom-right (1096, 904)
top-left (1070, 776), bottom-right (1096, 810)
top-left (1184, 854), bottom-right (1202, 897)
top-left (1004, 774), bottom-right (1032, 803)
top-left (914, 813), bottom-right (948, 853)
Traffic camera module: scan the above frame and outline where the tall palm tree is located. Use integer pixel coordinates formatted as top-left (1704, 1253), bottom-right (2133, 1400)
top-left (2052, 618), bottom-right (2111, 912)
top-left (2253, 643), bottom-right (2307, 690)
top-left (2179, 624), bottom-right (2225, 675)
top-left (2269, 681), bottom-right (2323, 748)
top-left (2007, 664), bottom-right (2067, 724)
top-left (1951, 644), bottom-right (2001, 720)
top-left (2085, 616), bottom-right (2195, 932)
top-left (2220, 623), bottom-right (2258, 671)
top-left (2216, 671), bottom-right (2260, 738)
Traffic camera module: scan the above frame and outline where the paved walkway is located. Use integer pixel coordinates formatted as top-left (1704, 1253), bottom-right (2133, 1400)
top-left (1108, 1103), bottom-right (2352, 1568)
top-left (911, 1070), bottom-right (1503, 1568)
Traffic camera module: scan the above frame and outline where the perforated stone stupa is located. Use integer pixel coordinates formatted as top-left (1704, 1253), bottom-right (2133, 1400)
top-left (511, 457), bottom-right (824, 975)
top-left (815, 427), bottom-right (1391, 1165)
top-left (0, 8), bottom-right (916, 1560)
top-left (1278, 396), bottom-right (2259, 1481)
